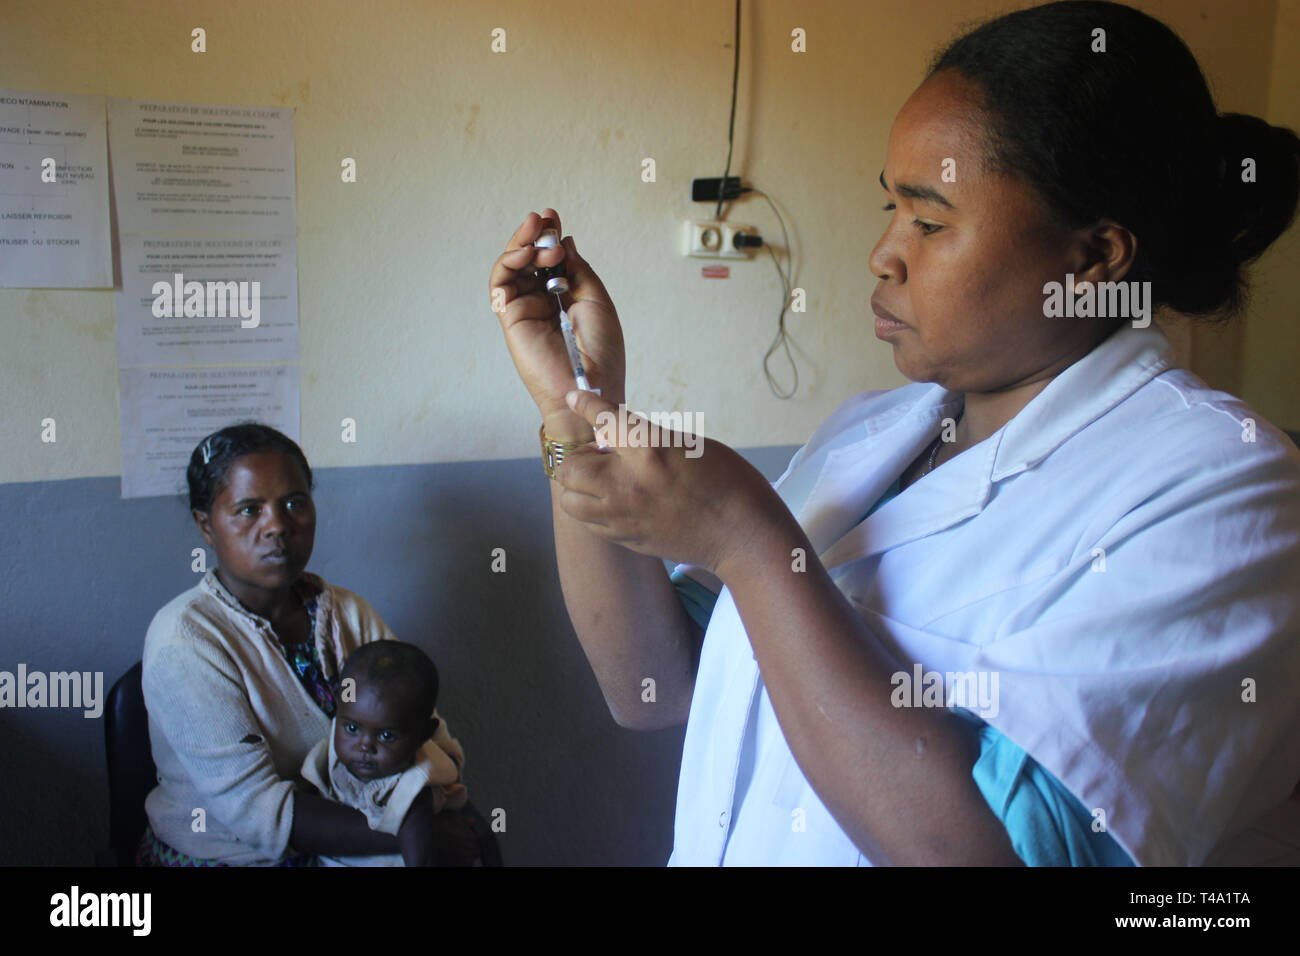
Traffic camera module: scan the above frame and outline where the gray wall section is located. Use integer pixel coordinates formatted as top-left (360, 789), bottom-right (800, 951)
top-left (0, 444), bottom-right (799, 866)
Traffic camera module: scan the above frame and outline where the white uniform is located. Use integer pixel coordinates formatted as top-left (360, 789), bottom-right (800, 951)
top-left (669, 322), bottom-right (1300, 866)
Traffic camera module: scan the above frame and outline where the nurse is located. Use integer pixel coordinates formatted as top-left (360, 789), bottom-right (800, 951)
top-left (487, 0), bottom-right (1300, 865)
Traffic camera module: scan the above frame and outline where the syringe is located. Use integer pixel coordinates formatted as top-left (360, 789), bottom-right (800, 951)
top-left (534, 219), bottom-right (599, 395)
top-left (556, 299), bottom-right (596, 393)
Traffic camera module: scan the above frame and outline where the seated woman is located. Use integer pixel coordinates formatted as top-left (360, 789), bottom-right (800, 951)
top-left (487, 1), bottom-right (1300, 865)
top-left (138, 424), bottom-right (479, 866)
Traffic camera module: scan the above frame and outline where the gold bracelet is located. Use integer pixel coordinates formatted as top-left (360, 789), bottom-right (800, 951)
top-left (540, 424), bottom-right (595, 479)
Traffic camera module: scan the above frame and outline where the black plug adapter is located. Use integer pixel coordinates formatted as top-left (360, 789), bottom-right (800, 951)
top-left (691, 176), bottom-right (745, 202)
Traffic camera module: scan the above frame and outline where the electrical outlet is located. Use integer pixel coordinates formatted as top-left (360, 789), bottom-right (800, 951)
top-left (720, 223), bottom-right (757, 259)
top-left (683, 220), bottom-right (725, 257)
top-left (683, 220), bottom-right (757, 259)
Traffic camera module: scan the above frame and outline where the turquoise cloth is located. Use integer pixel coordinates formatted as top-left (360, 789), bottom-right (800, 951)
top-left (950, 707), bottom-right (1134, 866)
top-left (669, 473), bottom-right (1135, 866)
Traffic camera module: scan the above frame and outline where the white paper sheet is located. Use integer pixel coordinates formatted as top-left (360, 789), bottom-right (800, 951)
top-left (108, 96), bottom-right (300, 498)
top-left (116, 234), bottom-right (299, 367)
top-left (0, 89), bottom-right (113, 288)
top-left (107, 98), bottom-right (296, 238)
top-left (118, 365), bottom-right (301, 499)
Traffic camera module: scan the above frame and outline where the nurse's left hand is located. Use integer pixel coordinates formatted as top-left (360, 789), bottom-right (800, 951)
top-left (553, 389), bottom-right (788, 577)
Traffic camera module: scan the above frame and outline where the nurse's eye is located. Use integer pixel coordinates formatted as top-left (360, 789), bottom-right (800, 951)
top-left (238, 505), bottom-right (259, 517)
top-left (881, 204), bottom-right (941, 235)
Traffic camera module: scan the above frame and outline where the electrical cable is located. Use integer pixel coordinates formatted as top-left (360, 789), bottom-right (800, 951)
top-left (708, 1), bottom-right (801, 398)
top-left (748, 188), bottom-right (798, 398)
top-left (714, 0), bottom-right (741, 222)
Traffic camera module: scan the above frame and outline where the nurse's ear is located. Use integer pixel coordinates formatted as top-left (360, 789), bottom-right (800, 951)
top-left (1065, 216), bottom-right (1140, 288)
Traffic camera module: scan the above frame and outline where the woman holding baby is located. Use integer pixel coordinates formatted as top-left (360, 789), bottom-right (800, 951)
top-left (137, 425), bottom-right (480, 866)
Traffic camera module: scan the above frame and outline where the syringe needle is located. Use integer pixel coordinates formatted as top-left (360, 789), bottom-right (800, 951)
top-left (556, 294), bottom-right (597, 394)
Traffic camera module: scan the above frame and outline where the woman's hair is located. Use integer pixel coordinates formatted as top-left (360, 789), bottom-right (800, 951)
top-left (927, 0), bottom-right (1300, 322)
top-left (187, 422), bottom-right (314, 514)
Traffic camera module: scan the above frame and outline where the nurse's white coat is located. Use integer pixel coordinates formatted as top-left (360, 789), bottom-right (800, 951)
top-left (668, 322), bottom-right (1300, 866)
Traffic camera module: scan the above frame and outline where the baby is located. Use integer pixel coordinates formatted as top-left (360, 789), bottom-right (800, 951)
top-left (300, 640), bottom-right (468, 866)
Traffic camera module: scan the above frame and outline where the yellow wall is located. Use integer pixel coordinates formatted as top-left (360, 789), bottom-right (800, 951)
top-left (1240, 0), bottom-right (1300, 428)
top-left (0, 0), bottom-right (1294, 487)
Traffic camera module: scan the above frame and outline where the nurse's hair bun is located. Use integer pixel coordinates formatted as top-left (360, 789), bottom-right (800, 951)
top-left (927, 0), bottom-right (1300, 323)
top-left (1171, 111), bottom-right (1300, 320)
top-left (1215, 112), bottom-right (1300, 267)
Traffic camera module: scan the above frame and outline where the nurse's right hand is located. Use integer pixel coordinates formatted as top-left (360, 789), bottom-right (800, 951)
top-left (489, 209), bottom-right (627, 438)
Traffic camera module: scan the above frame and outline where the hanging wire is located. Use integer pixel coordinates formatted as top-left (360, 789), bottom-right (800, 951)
top-left (709, 3), bottom-right (801, 398)
top-left (750, 188), bottom-right (798, 398)
top-left (713, 0), bottom-right (741, 222)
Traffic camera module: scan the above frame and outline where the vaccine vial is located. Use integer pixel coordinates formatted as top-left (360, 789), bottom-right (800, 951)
top-left (533, 217), bottom-right (570, 295)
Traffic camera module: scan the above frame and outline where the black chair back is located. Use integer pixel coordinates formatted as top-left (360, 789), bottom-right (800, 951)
top-left (102, 661), bottom-right (156, 865)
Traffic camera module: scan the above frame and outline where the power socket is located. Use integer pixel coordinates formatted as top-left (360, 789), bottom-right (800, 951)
top-left (683, 220), bottom-right (725, 257)
top-left (720, 223), bottom-right (757, 259)
top-left (683, 220), bottom-right (758, 259)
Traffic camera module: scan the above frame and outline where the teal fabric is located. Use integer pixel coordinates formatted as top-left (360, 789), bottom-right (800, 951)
top-left (668, 472), bottom-right (1135, 866)
top-left (950, 708), bottom-right (1135, 866)
top-left (675, 572), bottom-right (719, 633)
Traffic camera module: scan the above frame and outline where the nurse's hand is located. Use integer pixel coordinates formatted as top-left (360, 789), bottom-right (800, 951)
top-left (554, 389), bottom-right (788, 578)
top-left (488, 209), bottom-right (627, 434)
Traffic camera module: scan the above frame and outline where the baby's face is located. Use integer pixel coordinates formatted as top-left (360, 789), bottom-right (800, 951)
top-left (334, 684), bottom-right (427, 781)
